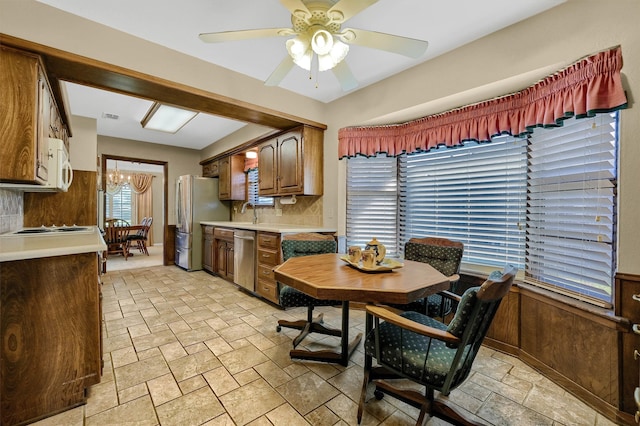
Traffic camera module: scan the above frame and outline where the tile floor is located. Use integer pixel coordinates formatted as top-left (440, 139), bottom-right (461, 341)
top-left (34, 265), bottom-right (616, 426)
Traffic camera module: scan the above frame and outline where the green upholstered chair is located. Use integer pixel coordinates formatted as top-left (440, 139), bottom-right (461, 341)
top-left (358, 265), bottom-right (517, 426)
top-left (277, 233), bottom-right (342, 348)
top-left (392, 237), bottom-right (464, 318)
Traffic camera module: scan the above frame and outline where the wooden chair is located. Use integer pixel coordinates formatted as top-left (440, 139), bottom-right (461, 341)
top-left (127, 217), bottom-right (152, 255)
top-left (104, 219), bottom-right (131, 261)
top-left (276, 233), bottom-right (342, 348)
top-left (358, 265), bottom-right (517, 426)
top-left (391, 237), bottom-right (464, 319)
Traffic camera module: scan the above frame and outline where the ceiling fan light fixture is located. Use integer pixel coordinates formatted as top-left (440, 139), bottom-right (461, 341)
top-left (286, 37), bottom-right (313, 70)
top-left (311, 29), bottom-right (334, 55)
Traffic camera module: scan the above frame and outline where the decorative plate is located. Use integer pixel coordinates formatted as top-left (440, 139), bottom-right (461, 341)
top-left (340, 256), bottom-right (404, 273)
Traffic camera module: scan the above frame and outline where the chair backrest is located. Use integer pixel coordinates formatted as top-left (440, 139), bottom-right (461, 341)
top-left (281, 233), bottom-right (337, 261)
top-left (404, 237), bottom-right (463, 277)
top-left (440, 265), bottom-right (517, 392)
top-left (104, 223), bottom-right (130, 244)
top-left (143, 217), bottom-right (153, 237)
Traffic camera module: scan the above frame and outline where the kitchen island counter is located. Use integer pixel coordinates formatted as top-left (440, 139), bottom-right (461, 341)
top-left (0, 226), bottom-right (106, 262)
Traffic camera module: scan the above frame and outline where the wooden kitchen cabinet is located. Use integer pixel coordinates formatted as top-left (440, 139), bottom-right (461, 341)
top-left (1, 46), bottom-right (50, 184)
top-left (218, 155), bottom-right (246, 201)
top-left (1, 252), bottom-right (102, 425)
top-left (258, 125), bottom-right (323, 196)
top-left (202, 225), bottom-right (215, 272)
top-left (214, 228), bottom-right (234, 281)
top-left (202, 159), bottom-right (219, 178)
top-left (256, 231), bottom-right (282, 304)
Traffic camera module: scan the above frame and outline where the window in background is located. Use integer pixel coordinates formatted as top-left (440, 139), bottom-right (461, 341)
top-left (247, 169), bottom-right (274, 207)
top-left (107, 185), bottom-right (133, 223)
top-left (345, 112), bottom-right (618, 306)
top-left (399, 136), bottom-right (527, 269)
top-left (346, 154), bottom-right (398, 257)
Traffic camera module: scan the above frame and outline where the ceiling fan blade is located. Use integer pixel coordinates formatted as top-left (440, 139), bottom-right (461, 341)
top-left (279, 0), bottom-right (312, 21)
top-left (265, 56), bottom-right (295, 87)
top-left (339, 28), bottom-right (428, 58)
top-left (199, 28), bottom-right (293, 43)
top-left (332, 61), bottom-right (358, 92)
top-left (327, 0), bottom-right (379, 24)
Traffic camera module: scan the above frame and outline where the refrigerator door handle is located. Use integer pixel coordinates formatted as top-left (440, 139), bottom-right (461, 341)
top-left (176, 179), bottom-right (182, 230)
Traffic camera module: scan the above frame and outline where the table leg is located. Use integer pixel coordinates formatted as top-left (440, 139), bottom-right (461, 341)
top-left (289, 301), bottom-right (363, 366)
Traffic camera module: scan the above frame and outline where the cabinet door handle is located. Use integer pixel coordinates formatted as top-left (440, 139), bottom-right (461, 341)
top-left (635, 349), bottom-right (640, 360)
top-left (633, 324), bottom-right (640, 335)
top-left (633, 293), bottom-right (640, 302)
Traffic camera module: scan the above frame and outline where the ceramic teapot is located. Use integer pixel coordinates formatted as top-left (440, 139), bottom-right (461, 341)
top-left (365, 237), bottom-right (386, 264)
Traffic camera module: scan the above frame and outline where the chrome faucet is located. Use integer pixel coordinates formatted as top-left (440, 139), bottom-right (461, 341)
top-left (241, 201), bottom-right (258, 224)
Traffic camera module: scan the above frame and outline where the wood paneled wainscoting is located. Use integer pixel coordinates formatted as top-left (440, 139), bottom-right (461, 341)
top-left (458, 272), bottom-right (637, 425)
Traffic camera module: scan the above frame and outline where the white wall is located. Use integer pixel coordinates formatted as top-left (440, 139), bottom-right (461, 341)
top-left (68, 116), bottom-right (97, 172)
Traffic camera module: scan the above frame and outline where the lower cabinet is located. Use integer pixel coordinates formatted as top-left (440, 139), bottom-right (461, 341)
top-left (0, 252), bottom-right (102, 426)
top-left (202, 226), bottom-right (215, 272)
top-left (214, 228), bottom-right (234, 281)
top-left (256, 231), bottom-right (281, 304)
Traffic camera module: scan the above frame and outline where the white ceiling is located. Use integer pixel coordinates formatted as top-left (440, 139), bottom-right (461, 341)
top-left (40, 0), bottom-right (565, 150)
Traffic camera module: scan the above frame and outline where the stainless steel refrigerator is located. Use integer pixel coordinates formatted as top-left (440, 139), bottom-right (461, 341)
top-left (175, 175), bottom-right (230, 271)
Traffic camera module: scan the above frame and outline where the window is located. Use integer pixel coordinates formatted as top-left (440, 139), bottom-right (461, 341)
top-left (346, 112), bottom-right (618, 305)
top-left (346, 155), bottom-right (398, 256)
top-left (247, 169), bottom-right (274, 206)
top-left (399, 136), bottom-right (527, 269)
top-left (107, 185), bottom-right (133, 222)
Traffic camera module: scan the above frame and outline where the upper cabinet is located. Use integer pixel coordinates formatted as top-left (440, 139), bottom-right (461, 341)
top-left (258, 125), bottom-right (323, 196)
top-left (0, 46), bottom-right (69, 184)
top-left (202, 159), bottom-right (219, 178)
top-left (218, 154), bottom-right (245, 201)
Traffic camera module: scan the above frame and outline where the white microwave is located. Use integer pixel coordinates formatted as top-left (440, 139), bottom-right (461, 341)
top-left (0, 138), bottom-right (73, 192)
top-left (46, 138), bottom-right (73, 192)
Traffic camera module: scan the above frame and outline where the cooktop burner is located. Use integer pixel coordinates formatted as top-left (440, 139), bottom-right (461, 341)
top-left (10, 225), bottom-right (93, 235)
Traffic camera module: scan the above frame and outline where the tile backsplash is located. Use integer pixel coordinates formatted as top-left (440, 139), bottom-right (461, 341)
top-left (0, 189), bottom-right (23, 233)
top-left (232, 196), bottom-right (323, 226)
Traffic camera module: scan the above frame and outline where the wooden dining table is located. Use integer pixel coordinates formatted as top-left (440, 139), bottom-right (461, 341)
top-left (273, 253), bottom-right (450, 366)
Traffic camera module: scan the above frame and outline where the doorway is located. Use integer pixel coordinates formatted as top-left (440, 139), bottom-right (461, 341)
top-left (101, 154), bottom-right (170, 266)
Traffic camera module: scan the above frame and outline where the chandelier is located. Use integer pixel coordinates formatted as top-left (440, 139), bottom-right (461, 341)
top-left (107, 161), bottom-right (131, 193)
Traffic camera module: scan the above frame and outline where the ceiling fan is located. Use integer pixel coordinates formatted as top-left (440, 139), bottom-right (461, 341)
top-left (199, 0), bottom-right (429, 91)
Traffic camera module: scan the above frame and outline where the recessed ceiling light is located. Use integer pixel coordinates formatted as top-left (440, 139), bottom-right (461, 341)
top-left (140, 102), bottom-right (198, 134)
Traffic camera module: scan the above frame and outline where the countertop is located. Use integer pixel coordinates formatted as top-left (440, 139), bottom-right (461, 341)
top-left (199, 221), bottom-right (337, 234)
top-left (0, 226), bottom-right (107, 262)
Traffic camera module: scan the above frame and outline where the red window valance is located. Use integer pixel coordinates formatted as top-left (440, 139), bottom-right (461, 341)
top-left (338, 46), bottom-right (627, 159)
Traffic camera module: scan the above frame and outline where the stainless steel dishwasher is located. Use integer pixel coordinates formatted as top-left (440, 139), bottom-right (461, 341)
top-left (233, 229), bottom-right (256, 292)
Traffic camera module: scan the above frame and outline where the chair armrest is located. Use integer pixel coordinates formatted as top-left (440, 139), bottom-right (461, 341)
top-left (448, 273), bottom-right (460, 283)
top-left (439, 289), bottom-right (461, 303)
top-left (366, 305), bottom-right (460, 345)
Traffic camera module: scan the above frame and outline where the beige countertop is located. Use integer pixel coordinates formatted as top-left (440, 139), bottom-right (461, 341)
top-left (200, 221), bottom-right (337, 234)
top-left (0, 226), bottom-right (107, 262)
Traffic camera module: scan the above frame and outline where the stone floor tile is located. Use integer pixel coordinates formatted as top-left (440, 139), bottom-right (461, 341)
top-left (168, 348), bottom-right (221, 381)
top-left (204, 366), bottom-right (240, 397)
top-left (86, 395), bottom-right (157, 426)
top-left (85, 379), bottom-right (119, 417)
top-left (266, 403), bottom-right (311, 425)
top-left (178, 374), bottom-right (208, 394)
top-left (276, 371), bottom-right (340, 416)
top-left (159, 340), bottom-right (188, 362)
top-left (478, 393), bottom-right (553, 426)
top-left (147, 372), bottom-right (182, 406)
top-left (219, 378), bottom-right (285, 425)
top-left (155, 386), bottom-right (225, 426)
top-left (218, 343), bottom-right (270, 374)
top-left (114, 354), bottom-right (170, 390)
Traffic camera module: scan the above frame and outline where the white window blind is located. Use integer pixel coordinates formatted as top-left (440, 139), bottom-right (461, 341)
top-left (398, 137), bottom-right (527, 268)
top-left (526, 113), bottom-right (618, 304)
top-left (346, 154), bottom-right (398, 257)
top-left (247, 169), bottom-right (273, 206)
top-left (107, 185), bottom-right (133, 222)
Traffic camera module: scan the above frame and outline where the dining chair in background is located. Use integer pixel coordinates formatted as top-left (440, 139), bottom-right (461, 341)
top-left (127, 217), bottom-right (152, 256)
top-left (276, 233), bottom-right (342, 348)
top-left (358, 265), bottom-right (517, 426)
top-left (104, 219), bottom-right (131, 261)
top-left (391, 237), bottom-right (464, 319)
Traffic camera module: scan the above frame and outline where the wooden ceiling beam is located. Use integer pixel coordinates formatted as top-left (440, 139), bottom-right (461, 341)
top-left (0, 34), bottom-right (327, 134)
